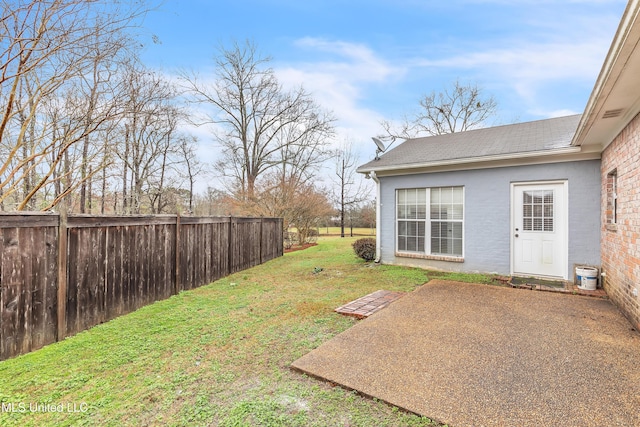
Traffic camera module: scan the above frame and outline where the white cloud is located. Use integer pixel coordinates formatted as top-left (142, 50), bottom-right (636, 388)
top-left (417, 39), bottom-right (607, 98)
top-left (410, 22), bottom-right (616, 117)
top-left (275, 38), bottom-right (403, 155)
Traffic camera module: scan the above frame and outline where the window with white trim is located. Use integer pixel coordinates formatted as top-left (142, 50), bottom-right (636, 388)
top-left (396, 187), bottom-right (464, 257)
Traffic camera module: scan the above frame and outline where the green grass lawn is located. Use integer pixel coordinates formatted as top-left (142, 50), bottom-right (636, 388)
top-left (0, 237), bottom-right (498, 426)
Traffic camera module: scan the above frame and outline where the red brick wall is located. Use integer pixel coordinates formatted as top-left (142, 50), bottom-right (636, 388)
top-left (601, 111), bottom-right (640, 331)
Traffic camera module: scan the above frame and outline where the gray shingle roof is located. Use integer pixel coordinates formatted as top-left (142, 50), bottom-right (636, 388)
top-left (358, 114), bottom-right (582, 172)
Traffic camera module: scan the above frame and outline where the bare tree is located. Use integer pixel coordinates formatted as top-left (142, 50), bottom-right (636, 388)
top-left (179, 40), bottom-right (335, 201)
top-left (382, 79), bottom-right (498, 139)
top-left (242, 176), bottom-right (333, 245)
top-left (116, 63), bottom-right (180, 214)
top-left (0, 0), bottom-right (146, 211)
top-left (333, 141), bottom-right (370, 237)
top-left (175, 135), bottom-right (207, 213)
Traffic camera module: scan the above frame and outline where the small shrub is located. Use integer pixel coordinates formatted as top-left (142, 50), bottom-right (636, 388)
top-left (352, 238), bottom-right (376, 261)
top-left (283, 231), bottom-right (298, 249)
top-left (307, 228), bottom-right (319, 243)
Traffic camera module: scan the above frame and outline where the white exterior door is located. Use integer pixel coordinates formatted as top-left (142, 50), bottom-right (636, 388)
top-left (512, 182), bottom-right (567, 279)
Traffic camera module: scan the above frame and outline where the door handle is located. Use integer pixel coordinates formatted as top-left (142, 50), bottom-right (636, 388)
top-left (515, 233), bottom-right (519, 238)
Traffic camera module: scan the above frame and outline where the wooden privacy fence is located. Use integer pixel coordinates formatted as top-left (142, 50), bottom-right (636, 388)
top-left (0, 213), bottom-right (283, 361)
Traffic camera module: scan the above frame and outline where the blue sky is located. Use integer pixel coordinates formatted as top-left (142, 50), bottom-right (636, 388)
top-left (139, 0), bottom-right (628, 170)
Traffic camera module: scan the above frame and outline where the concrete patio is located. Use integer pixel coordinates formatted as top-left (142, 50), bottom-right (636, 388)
top-left (292, 280), bottom-right (640, 427)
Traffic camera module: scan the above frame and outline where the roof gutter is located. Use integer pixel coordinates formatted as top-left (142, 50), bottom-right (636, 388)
top-left (358, 146), bottom-right (583, 174)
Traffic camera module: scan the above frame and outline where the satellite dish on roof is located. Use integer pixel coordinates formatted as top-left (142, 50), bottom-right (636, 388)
top-left (372, 136), bottom-right (395, 160)
top-left (372, 137), bottom-right (386, 152)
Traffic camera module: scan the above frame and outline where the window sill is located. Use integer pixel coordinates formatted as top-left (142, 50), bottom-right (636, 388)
top-left (395, 252), bottom-right (464, 263)
top-left (605, 223), bottom-right (617, 232)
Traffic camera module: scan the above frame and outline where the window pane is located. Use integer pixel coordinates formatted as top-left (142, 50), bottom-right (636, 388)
top-left (533, 205), bottom-right (542, 217)
top-left (407, 221), bottom-right (415, 235)
top-left (398, 219), bottom-right (426, 253)
top-left (441, 188), bottom-right (452, 204)
top-left (431, 237), bottom-right (440, 253)
top-left (431, 222), bottom-right (440, 238)
top-left (417, 189), bottom-right (426, 204)
top-left (453, 239), bottom-right (463, 256)
top-left (440, 238), bottom-right (449, 254)
top-left (407, 189), bottom-right (416, 204)
top-left (431, 188), bottom-right (440, 204)
top-left (449, 204), bottom-right (463, 220)
top-left (398, 221), bottom-right (406, 235)
top-left (398, 236), bottom-right (407, 251)
top-left (428, 187), bottom-right (464, 257)
top-left (406, 206), bottom-right (415, 219)
top-left (440, 222), bottom-right (448, 237)
top-left (522, 189), bottom-right (554, 233)
top-left (417, 204), bottom-right (427, 219)
top-left (397, 189), bottom-right (429, 253)
top-left (451, 222), bottom-right (463, 238)
top-left (407, 237), bottom-right (417, 251)
top-left (534, 218), bottom-right (542, 231)
top-left (430, 205), bottom-right (440, 220)
top-left (533, 192), bottom-right (543, 204)
top-left (398, 190), bottom-right (406, 204)
top-left (452, 187), bottom-right (463, 203)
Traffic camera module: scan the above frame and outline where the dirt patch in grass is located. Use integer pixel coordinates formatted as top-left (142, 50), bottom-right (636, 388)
top-left (284, 242), bottom-right (318, 253)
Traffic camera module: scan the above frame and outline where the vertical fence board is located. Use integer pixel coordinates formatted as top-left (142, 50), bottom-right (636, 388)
top-left (18, 227), bottom-right (33, 355)
top-left (94, 228), bottom-right (107, 326)
top-left (1, 228), bottom-right (21, 359)
top-left (105, 227), bottom-right (118, 321)
top-left (65, 228), bottom-right (79, 336)
top-left (123, 226), bottom-right (132, 313)
top-left (0, 214), bottom-right (282, 360)
top-left (29, 227), bottom-right (45, 351)
top-left (56, 215), bottom-right (67, 341)
top-left (43, 227), bottom-right (58, 350)
top-left (165, 224), bottom-right (174, 298)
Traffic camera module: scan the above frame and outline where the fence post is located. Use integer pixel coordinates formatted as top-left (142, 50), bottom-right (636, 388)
top-left (56, 211), bottom-right (68, 341)
top-left (227, 216), bottom-right (234, 275)
top-left (279, 218), bottom-right (284, 256)
top-left (174, 213), bottom-right (181, 294)
top-left (259, 217), bottom-right (264, 264)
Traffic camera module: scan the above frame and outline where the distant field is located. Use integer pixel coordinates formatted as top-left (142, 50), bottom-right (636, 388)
top-left (316, 226), bottom-right (376, 236)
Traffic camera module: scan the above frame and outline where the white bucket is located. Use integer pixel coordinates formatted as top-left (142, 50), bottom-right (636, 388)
top-left (576, 266), bottom-right (598, 291)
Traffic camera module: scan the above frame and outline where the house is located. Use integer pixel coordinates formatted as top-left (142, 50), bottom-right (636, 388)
top-left (357, 0), bottom-right (640, 330)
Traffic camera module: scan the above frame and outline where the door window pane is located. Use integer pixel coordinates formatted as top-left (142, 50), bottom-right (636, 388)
top-left (523, 190), bottom-right (554, 232)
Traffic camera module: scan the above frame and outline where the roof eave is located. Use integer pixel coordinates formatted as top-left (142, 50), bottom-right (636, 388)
top-left (572, 0), bottom-right (640, 150)
top-left (357, 146), bottom-right (592, 175)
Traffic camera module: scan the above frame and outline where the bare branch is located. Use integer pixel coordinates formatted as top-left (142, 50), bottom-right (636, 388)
top-left (382, 79), bottom-right (498, 139)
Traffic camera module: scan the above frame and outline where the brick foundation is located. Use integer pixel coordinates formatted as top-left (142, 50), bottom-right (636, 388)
top-left (601, 111), bottom-right (640, 331)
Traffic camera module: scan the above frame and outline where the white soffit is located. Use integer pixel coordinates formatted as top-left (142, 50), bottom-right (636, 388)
top-left (574, 0), bottom-right (640, 150)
